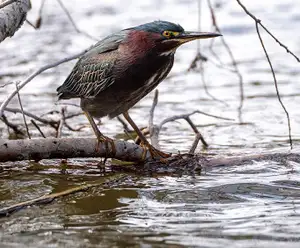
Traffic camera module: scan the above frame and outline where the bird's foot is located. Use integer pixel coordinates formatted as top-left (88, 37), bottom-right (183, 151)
top-left (95, 135), bottom-right (116, 157)
top-left (141, 143), bottom-right (171, 163)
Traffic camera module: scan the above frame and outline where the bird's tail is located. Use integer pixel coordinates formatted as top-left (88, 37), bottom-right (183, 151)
top-left (56, 85), bottom-right (76, 100)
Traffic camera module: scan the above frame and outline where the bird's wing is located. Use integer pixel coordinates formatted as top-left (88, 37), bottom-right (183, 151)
top-left (57, 31), bottom-right (128, 99)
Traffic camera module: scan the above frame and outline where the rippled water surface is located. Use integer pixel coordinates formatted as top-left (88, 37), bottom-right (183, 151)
top-left (1, 0), bottom-right (300, 247)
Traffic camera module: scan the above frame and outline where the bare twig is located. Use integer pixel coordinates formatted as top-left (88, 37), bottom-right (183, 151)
top-left (236, 0), bottom-right (300, 63)
top-left (0, 48), bottom-right (89, 117)
top-left (31, 120), bottom-right (46, 138)
top-left (5, 107), bottom-right (84, 134)
top-left (5, 107), bottom-right (58, 128)
top-left (207, 0), bottom-right (244, 122)
top-left (159, 110), bottom-right (233, 129)
top-left (148, 90), bottom-right (160, 148)
top-left (15, 83), bottom-right (31, 139)
top-left (159, 113), bottom-right (209, 149)
top-left (234, 0), bottom-right (293, 149)
top-left (32, 0), bottom-right (46, 29)
top-left (189, 133), bottom-right (202, 154)
top-left (186, 116), bottom-right (208, 148)
top-left (0, 0), bottom-right (16, 9)
top-left (56, 107), bottom-right (66, 138)
top-left (63, 121), bottom-right (85, 132)
top-left (197, 0), bottom-right (201, 53)
top-left (199, 58), bottom-right (229, 106)
top-left (61, 108), bottom-right (85, 132)
top-left (55, 0), bottom-right (99, 41)
top-left (255, 22), bottom-right (292, 149)
top-left (0, 114), bottom-right (24, 136)
top-left (154, 110), bottom-right (233, 150)
top-left (0, 174), bottom-right (127, 217)
top-left (187, 0), bottom-right (226, 105)
top-left (62, 111), bottom-right (83, 120)
top-left (117, 116), bottom-right (131, 133)
top-left (0, 82), bottom-right (13, 88)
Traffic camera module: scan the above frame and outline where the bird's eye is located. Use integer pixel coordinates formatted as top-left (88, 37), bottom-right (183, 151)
top-left (162, 31), bottom-right (180, 38)
top-left (163, 31), bottom-right (171, 38)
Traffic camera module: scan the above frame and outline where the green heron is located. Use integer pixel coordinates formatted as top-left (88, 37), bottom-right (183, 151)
top-left (57, 20), bottom-right (220, 159)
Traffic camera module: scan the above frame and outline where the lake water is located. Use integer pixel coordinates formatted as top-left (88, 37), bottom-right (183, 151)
top-left (0, 0), bottom-right (300, 247)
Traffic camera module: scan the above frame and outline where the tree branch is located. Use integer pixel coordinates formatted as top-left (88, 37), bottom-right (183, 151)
top-left (0, 138), bottom-right (150, 162)
top-left (0, 49), bottom-right (88, 117)
top-left (0, 0), bottom-right (31, 42)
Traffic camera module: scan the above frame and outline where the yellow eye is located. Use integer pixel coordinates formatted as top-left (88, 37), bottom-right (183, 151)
top-left (162, 31), bottom-right (179, 38)
top-left (163, 31), bottom-right (171, 37)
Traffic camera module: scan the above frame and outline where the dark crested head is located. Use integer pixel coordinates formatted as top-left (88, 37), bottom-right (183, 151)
top-left (133, 20), bottom-right (184, 34)
top-left (125, 20), bottom-right (221, 54)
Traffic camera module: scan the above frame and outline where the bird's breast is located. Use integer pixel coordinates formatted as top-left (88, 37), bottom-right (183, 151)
top-left (115, 50), bottom-right (174, 91)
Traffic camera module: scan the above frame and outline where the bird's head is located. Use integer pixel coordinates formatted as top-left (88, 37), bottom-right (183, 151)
top-left (128, 20), bottom-right (221, 55)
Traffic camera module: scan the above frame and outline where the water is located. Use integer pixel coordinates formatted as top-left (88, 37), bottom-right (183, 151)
top-left (0, 0), bottom-right (300, 247)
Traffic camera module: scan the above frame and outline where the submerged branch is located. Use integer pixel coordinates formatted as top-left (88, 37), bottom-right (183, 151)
top-left (0, 173), bottom-right (128, 217)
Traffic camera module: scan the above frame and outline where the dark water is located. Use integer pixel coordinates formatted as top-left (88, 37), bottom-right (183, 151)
top-left (1, 0), bottom-right (300, 247)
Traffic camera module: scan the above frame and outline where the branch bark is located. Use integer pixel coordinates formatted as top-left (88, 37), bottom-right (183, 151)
top-left (0, 138), bottom-right (150, 162)
top-left (1, 138), bottom-right (298, 176)
top-left (0, 0), bottom-right (31, 42)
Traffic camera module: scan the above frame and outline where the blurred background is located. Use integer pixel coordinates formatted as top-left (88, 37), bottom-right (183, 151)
top-left (0, 0), bottom-right (300, 247)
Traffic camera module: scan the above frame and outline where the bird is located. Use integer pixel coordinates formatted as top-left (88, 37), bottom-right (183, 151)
top-left (57, 20), bottom-right (221, 160)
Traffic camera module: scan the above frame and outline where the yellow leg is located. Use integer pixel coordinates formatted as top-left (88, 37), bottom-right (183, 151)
top-left (84, 111), bottom-right (116, 155)
top-left (123, 111), bottom-right (170, 161)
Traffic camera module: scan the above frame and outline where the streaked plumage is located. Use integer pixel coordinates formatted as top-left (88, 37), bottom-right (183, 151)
top-left (57, 20), bottom-right (220, 159)
top-left (57, 21), bottom-right (181, 118)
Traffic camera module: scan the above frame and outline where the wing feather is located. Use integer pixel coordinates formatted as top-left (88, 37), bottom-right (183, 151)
top-left (57, 31), bottom-right (128, 99)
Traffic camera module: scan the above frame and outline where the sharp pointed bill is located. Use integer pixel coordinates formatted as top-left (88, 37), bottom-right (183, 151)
top-left (172, 31), bottom-right (222, 44)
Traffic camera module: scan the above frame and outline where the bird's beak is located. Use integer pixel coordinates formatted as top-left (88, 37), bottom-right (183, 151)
top-left (176, 31), bottom-right (222, 43)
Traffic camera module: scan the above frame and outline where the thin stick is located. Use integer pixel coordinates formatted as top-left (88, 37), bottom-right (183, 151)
top-left (186, 116), bottom-right (208, 148)
top-left (25, 0), bottom-right (45, 29)
top-left (159, 110), bottom-right (233, 128)
top-left (236, 0), bottom-right (300, 63)
top-left (0, 174), bottom-right (127, 217)
top-left (148, 90), bottom-right (160, 148)
top-left (255, 22), bottom-right (292, 149)
top-left (56, 0), bottom-right (98, 41)
top-left (189, 133), bottom-right (202, 154)
top-left (235, 0), bottom-right (293, 149)
top-left (0, 114), bottom-right (24, 136)
top-left (157, 110), bottom-right (232, 151)
top-left (0, 0), bottom-right (16, 9)
top-left (191, 0), bottom-right (229, 105)
top-left (207, 0), bottom-right (244, 122)
top-left (0, 49), bottom-right (88, 117)
top-left (117, 116), bottom-right (131, 133)
top-left (31, 119), bottom-right (46, 138)
top-left (15, 83), bottom-right (31, 139)
top-left (0, 82), bottom-right (13, 88)
top-left (199, 57), bottom-right (229, 106)
top-left (5, 107), bottom-right (58, 128)
top-left (56, 107), bottom-right (66, 138)
top-left (197, 0), bottom-right (201, 53)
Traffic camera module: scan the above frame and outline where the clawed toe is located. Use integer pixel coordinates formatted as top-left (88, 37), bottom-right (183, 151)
top-left (141, 143), bottom-right (171, 163)
top-left (95, 136), bottom-right (116, 156)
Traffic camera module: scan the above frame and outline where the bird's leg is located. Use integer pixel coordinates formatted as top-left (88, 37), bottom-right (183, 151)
top-left (123, 112), bottom-right (171, 161)
top-left (84, 111), bottom-right (116, 156)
